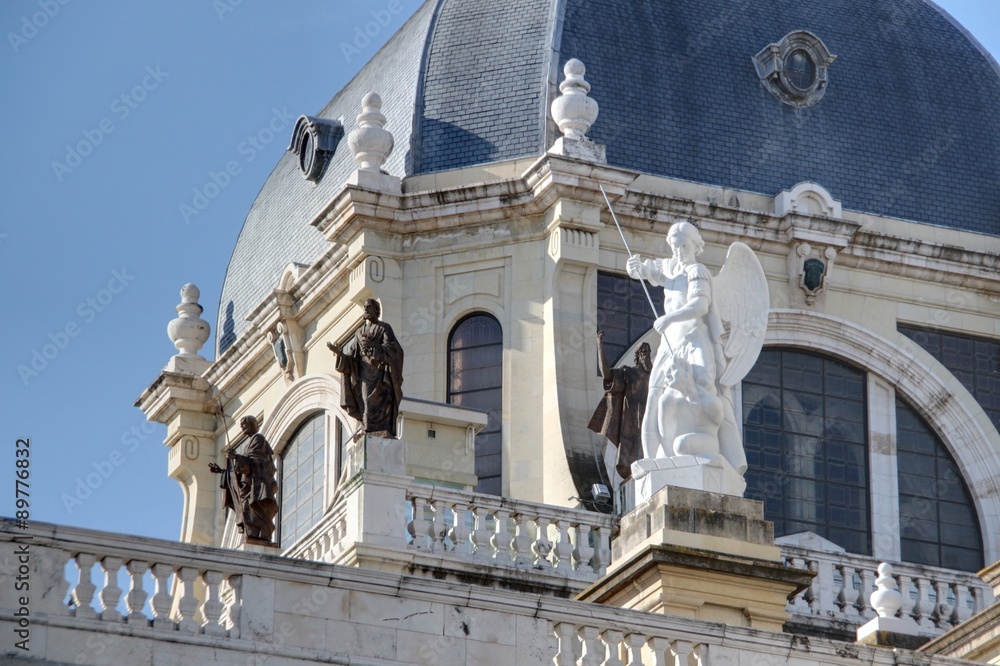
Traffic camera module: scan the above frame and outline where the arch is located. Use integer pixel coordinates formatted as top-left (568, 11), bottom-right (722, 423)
top-left (264, 374), bottom-right (343, 456)
top-left (765, 309), bottom-right (1000, 562)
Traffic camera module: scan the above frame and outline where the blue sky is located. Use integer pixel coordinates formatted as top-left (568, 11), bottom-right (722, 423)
top-left (2, 0), bottom-right (998, 543)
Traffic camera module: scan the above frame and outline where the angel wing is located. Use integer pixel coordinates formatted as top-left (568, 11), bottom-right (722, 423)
top-left (712, 242), bottom-right (769, 387)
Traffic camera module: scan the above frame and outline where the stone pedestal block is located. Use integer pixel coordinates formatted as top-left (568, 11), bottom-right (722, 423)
top-left (631, 454), bottom-right (746, 504)
top-left (856, 617), bottom-right (929, 650)
top-left (581, 485), bottom-right (812, 632)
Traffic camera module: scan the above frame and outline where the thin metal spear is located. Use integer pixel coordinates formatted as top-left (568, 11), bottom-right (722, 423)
top-left (599, 183), bottom-right (672, 353)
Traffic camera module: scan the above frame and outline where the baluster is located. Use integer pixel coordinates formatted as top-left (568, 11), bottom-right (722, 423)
top-left (670, 640), bottom-right (693, 666)
top-left (600, 630), bottom-right (625, 666)
top-left (837, 564), bottom-right (859, 617)
top-left (409, 497), bottom-right (429, 550)
top-left (554, 520), bottom-right (574, 572)
top-left (913, 577), bottom-right (934, 629)
top-left (471, 507), bottom-right (493, 561)
top-left (804, 559), bottom-right (820, 613)
top-left (99, 556), bottom-right (123, 622)
top-left (533, 516), bottom-right (553, 569)
top-left (593, 527), bottom-right (611, 576)
top-left (512, 513), bottom-right (534, 566)
top-left (952, 583), bottom-right (972, 624)
top-left (693, 644), bottom-right (709, 666)
top-left (972, 586), bottom-right (986, 614)
top-left (71, 553), bottom-right (98, 620)
top-left (202, 571), bottom-right (226, 635)
top-left (858, 567), bottom-right (876, 618)
top-left (578, 626), bottom-right (604, 666)
top-left (222, 574), bottom-right (242, 639)
top-left (623, 634), bottom-right (645, 666)
top-left (788, 557), bottom-right (809, 614)
top-left (125, 560), bottom-right (148, 624)
top-left (897, 574), bottom-right (915, 622)
top-left (176, 567), bottom-right (200, 632)
top-left (574, 525), bottom-right (594, 575)
top-left (934, 579), bottom-right (953, 629)
top-left (554, 622), bottom-right (577, 666)
top-left (647, 637), bottom-right (671, 666)
top-left (150, 563), bottom-right (174, 630)
top-left (492, 510), bottom-right (513, 563)
top-left (428, 499), bottom-right (446, 552)
top-left (449, 502), bottom-right (472, 557)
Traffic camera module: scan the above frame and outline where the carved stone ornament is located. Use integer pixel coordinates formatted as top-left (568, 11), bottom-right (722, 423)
top-left (268, 322), bottom-right (296, 382)
top-left (789, 242), bottom-right (837, 306)
top-left (551, 58), bottom-right (598, 141)
top-left (347, 92), bottom-right (394, 172)
top-left (754, 30), bottom-right (837, 108)
top-left (287, 115), bottom-right (342, 182)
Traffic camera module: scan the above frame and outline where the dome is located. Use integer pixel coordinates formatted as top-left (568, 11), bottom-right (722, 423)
top-left (218, 0), bottom-right (1000, 353)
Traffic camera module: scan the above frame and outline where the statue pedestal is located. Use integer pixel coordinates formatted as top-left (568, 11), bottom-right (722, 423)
top-left (579, 485), bottom-right (812, 632)
top-left (631, 454), bottom-right (746, 505)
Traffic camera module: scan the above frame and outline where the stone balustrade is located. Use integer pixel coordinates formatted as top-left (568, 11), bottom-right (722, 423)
top-left (0, 521), bottom-right (984, 665)
top-left (781, 543), bottom-right (991, 636)
top-left (551, 623), bottom-right (708, 666)
top-left (0, 522), bottom-right (244, 638)
top-left (404, 485), bottom-right (614, 578)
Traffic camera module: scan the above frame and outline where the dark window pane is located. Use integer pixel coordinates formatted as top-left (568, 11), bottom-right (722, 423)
top-left (596, 271), bottom-right (665, 365)
top-left (449, 314), bottom-right (503, 495)
top-left (742, 348), bottom-right (871, 554)
top-left (280, 413), bottom-right (326, 547)
top-left (895, 397), bottom-right (983, 571)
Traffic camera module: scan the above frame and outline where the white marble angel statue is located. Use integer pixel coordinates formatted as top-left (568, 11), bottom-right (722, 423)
top-left (626, 221), bottom-right (768, 477)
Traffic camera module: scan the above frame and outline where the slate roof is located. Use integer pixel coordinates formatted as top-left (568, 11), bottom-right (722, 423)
top-left (218, 0), bottom-right (1000, 353)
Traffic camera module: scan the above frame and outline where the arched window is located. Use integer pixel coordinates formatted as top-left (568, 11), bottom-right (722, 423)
top-left (279, 413), bottom-right (326, 546)
top-left (742, 349), bottom-right (871, 555)
top-left (448, 314), bottom-right (503, 495)
top-left (896, 398), bottom-right (983, 571)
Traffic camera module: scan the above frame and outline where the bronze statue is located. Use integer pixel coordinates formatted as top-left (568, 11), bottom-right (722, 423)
top-left (208, 415), bottom-right (279, 545)
top-left (587, 329), bottom-right (652, 480)
top-left (327, 298), bottom-right (404, 438)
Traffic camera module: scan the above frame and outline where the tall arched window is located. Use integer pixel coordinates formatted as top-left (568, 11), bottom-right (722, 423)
top-left (742, 349), bottom-right (871, 555)
top-left (448, 314), bottom-right (503, 495)
top-left (279, 413), bottom-right (326, 547)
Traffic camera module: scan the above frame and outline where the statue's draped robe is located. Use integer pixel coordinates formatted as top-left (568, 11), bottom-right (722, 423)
top-left (219, 433), bottom-right (279, 542)
top-left (337, 319), bottom-right (404, 437)
top-left (588, 365), bottom-right (649, 479)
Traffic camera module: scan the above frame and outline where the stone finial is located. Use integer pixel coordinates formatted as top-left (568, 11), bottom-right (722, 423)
top-left (165, 284), bottom-right (211, 375)
top-left (551, 59), bottom-right (599, 141)
top-left (856, 562), bottom-right (923, 648)
top-left (870, 563), bottom-right (903, 618)
top-left (348, 92), bottom-right (394, 172)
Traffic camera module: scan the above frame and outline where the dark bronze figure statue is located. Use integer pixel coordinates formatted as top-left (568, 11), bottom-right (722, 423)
top-left (209, 415), bottom-right (279, 545)
top-left (587, 330), bottom-right (652, 480)
top-left (327, 298), bottom-right (404, 438)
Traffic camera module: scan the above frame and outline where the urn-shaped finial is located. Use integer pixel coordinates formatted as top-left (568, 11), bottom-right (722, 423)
top-left (348, 92), bottom-right (394, 172)
top-left (870, 563), bottom-right (903, 619)
top-left (167, 283), bottom-right (210, 359)
top-left (550, 59), bottom-right (599, 141)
